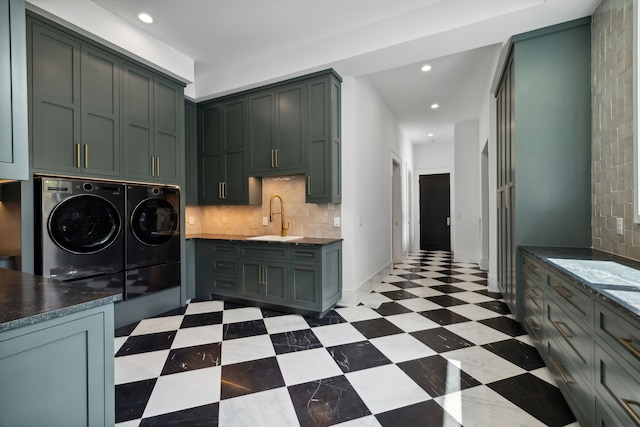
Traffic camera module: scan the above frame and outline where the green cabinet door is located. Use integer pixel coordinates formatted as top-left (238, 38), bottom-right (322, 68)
top-left (0, 0), bottom-right (28, 180)
top-left (221, 98), bottom-right (248, 203)
top-left (122, 63), bottom-right (153, 180)
top-left (30, 22), bottom-right (81, 174)
top-left (199, 102), bottom-right (224, 204)
top-left (153, 77), bottom-right (181, 183)
top-left (241, 259), bottom-right (288, 305)
top-left (185, 101), bottom-right (198, 205)
top-left (274, 83), bottom-right (306, 174)
top-left (248, 91), bottom-right (275, 175)
top-left (290, 263), bottom-right (321, 311)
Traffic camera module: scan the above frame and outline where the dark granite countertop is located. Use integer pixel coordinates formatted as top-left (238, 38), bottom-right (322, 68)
top-left (521, 246), bottom-right (640, 323)
top-left (186, 233), bottom-right (342, 246)
top-left (0, 268), bottom-right (123, 333)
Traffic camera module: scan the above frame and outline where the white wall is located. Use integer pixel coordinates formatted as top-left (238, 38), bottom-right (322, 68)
top-left (340, 76), bottom-right (412, 305)
top-left (453, 120), bottom-right (481, 263)
top-left (411, 140), bottom-right (454, 251)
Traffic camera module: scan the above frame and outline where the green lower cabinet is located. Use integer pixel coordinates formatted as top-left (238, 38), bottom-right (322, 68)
top-left (290, 263), bottom-right (321, 311)
top-left (241, 260), bottom-right (288, 304)
top-left (0, 304), bottom-right (115, 426)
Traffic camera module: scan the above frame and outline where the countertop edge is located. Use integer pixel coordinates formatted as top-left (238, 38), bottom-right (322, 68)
top-left (186, 233), bottom-right (343, 246)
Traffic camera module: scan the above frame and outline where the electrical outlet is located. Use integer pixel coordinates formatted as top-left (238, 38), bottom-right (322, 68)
top-left (333, 217), bottom-right (341, 227)
top-left (188, 216), bottom-right (195, 225)
top-left (616, 217), bottom-right (624, 235)
top-left (263, 217), bottom-right (268, 226)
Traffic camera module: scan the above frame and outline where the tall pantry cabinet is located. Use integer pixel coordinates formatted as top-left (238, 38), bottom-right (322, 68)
top-left (495, 18), bottom-right (592, 321)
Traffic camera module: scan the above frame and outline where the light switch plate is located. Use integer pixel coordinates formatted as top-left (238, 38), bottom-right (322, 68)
top-left (263, 217), bottom-right (268, 226)
top-left (616, 217), bottom-right (623, 235)
top-left (333, 217), bottom-right (341, 227)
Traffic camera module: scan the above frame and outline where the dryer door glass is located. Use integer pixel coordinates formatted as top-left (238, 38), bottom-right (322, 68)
top-left (130, 198), bottom-right (178, 246)
top-left (48, 195), bottom-right (121, 254)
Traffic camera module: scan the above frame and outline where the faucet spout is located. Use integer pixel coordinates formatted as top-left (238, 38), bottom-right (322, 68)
top-left (269, 194), bottom-right (289, 237)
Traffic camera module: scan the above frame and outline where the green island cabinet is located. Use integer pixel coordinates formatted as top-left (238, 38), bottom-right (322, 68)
top-left (195, 239), bottom-right (342, 317)
top-left (0, 0), bottom-right (28, 181)
top-left (0, 304), bottom-right (116, 426)
top-left (28, 13), bottom-right (184, 185)
top-left (522, 250), bottom-right (640, 427)
top-left (495, 19), bottom-right (591, 321)
top-left (198, 97), bottom-right (261, 205)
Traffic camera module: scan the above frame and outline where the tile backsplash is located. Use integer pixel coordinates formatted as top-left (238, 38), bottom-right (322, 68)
top-left (185, 175), bottom-right (341, 239)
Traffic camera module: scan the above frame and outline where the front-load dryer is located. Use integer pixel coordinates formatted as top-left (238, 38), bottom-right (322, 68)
top-left (35, 176), bottom-right (125, 292)
top-left (125, 183), bottom-right (180, 299)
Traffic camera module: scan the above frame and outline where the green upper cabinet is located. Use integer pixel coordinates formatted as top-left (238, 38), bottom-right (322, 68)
top-left (306, 73), bottom-right (341, 203)
top-left (0, 0), bottom-right (28, 181)
top-left (122, 63), bottom-right (182, 184)
top-left (30, 21), bottom-right (121, 178)
top-left (185, 100), bottom-right (198, 205)
top-left (248, 83), bottom-right (306, 176)
top-left (199, 97), bottom-right (261, 205)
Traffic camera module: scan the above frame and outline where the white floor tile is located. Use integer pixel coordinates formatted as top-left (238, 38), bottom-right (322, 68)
top-left (219, 387), bottom-right (299, 427)
top-left (221, 334), bottom-right (275, 365)
top-left (335, 306), bottom-right (382, 322)
top-left (441, 346), bottom-right (525, 384)
top-left (222, 307), bottom-right (263, 324)
top-left (385, 312), bottom-right (441, 333)
top-left (369, 333), bottom-right (436, 363)
top-left (142, 367), bottom-right (221, 419)
top-left (450, 281), bottom-right (487, 292)
top-left (277, 347), bottom-right (342, 385)
top-left (171, 324), bottom-right (223, 349)
top-left (346, 364), bottom-right (430, 414)
top-left (115, 350), bottom-right (170, 385)
top-left (444, 322), bottom-right (510, 345)
top-left (416, 271), bottom-right (446, 279)
top-left (530, 366), bottom-right (556, 385)
top-left (447, 304), bottom-right (501, 321)
top-left (333, 415), bottom-right (382, 427)
top-left (381, 275), bottom-right (406, 283)
top-left (408, 277), bottom-right (446, 287)
top-left (263, 314), bottom-right (309, 334)
top-left (452, 267), bottom-right (485, 274)
top-left (435, 386), bottom-right (546, 427)
top-left (405, 286), bottom-right (445, 298)
top-left (360, 292), bottom-right (393, 308)
top-left (115, 420), bottom-right (140, 427)
top-left (450, 291), bottom-right (494, 304)
top-left (396, 297), bottom-right (442, 312)
top-left (184, 300), bottom-right (224, 315)
top-left (374, 282), bottom-right (401, 293)
top-left (114, 336), bottom-right (128, 355)
top-left (312, 323), bottom-right (367, 347)
top-left (130, 315), bottom-right (183, 336)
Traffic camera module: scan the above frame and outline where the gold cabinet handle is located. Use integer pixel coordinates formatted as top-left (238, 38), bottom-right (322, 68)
top-left (151, 156), bottom-right (155, 176)
top-left (505, 189), bottom-right (510, 208)
top-left (552, 320), bottom-right (573, 339)
top-left (271, 149), bottom-right (275, 168)
top-left (526, 288), bottom-right (539, 299)
top-left (84, 144), bottom-right (88, 169)
top-left (619, 338), bottom-right (640, 361)
top-left (295, 265), bottom-right (314, 271)
top-left (620, 399), bottom-right (640, 425)
top-left (275, 148), bottom-right (279, 167)
top-left (156, 156), bottom-right (160, 177)
top-left (223, 182), bottom-right (226, 199)
top-left (294, 251), bottom-right (314, 258)
top-left (552, 284), bottom-right (572, 299)
top-left (307, 176), bottom-right (311, 195)
top-left (76, 143), bottom-right (81, 168)
top-left (217, 262), bottom-right (234, 270)
top-left (218, 182), bottom-right (223, 199)
top-left (260, 265), bottom-right (267, 285)
top-left (525, 318), bottom-right (539, 331)
top-left (553, 362), bottom-right (574, 385)
top-left (526, 262), bottom-right (541, 274)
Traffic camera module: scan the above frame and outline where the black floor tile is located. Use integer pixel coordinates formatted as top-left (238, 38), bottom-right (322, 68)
top-left (115, 331), bottom-right (176, 357)
top-left (304, 310), bottom-right (346, 327)
top-left (180, 311), bottom-right (223, 328)
top-left (426, 295), bottom-right (468, 307)
top-left (431, 284), bottom-right (466, 294)
top-left (419, 308), bottom-right (470, 326)
top-left (389, 280), bottom-right (423, 289)
top-left (482, 339), bottom-right (545, 371)
top-left (475, 289), bottom-right (502, 299)
top-left (328, 341), bottom-right (392, 373)
top-left (479, 316), bottom-right (526, 337)
top-left (476, 300), bottom-right (512, 315)
top-left (410, 327), bottom-right (474, 353)
top-left (351, 318), bottom-right (404, 339)
top-left (488, 373), bottom-right (577, 427)
top-left (435, 269), bottom-right (465, 276)
top-left (139, 403), bottom-right (219, 426)
top-left (161, 343), bottom-right (222, 375)
top-left (397, 273), bottom-right (425, 280)
top-left (261, 308), bottom-right (290, 318)
top-left (380, 289), bottom-right (421, 300)
top-left (376, 399), bottom-right (462, 427)
top-left (374, 302), bottom-right (413, 316)
top-left (152, 306), bottom-right (187, 318)
top-left (288, 376), bottom-right (371, 427)
top-left (115, 321), bottom-right (140, 337)
top-left (270, 329), bottom-right (323, 354)
top-left (434, 276), bottom-right (465, 284)
top-left (220, 357), bottom-right (285, 399)
top-left (115, 378), bottom-right (157, 423)
top-left (222, 319), bottom-right (267, 340)
top-left (397, 355), bottom-right (480, 397)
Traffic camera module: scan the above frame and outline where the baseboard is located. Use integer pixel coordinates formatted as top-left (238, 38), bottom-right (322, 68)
top-left (487, 273), bottom-right (499, 293)
top-left (114, 287), bottom-right (181, 329)
top-left (337, 262), bottom-right (393, 307)
top-left (479, 258), bottom-right (489, 271)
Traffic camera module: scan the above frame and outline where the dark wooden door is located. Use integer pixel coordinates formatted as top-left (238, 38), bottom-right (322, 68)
top-left (419, 173), bottom-right (451, 251)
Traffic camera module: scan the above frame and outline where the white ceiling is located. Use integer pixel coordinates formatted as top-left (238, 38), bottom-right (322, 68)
top-left (63, 0), bottom-right (600, 145)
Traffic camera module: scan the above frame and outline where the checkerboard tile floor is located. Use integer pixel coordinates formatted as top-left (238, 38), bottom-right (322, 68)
top-left (114, 251), bottom-right (579, 426)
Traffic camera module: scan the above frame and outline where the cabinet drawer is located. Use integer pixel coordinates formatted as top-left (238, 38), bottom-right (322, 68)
top-left (242, 245), bottom-right (289, 260)
top-left (291, 248), bottom-right (320, 263)
top-left (212, 277), bottom-right (238, 295)
top-left (595, 341), bottom-right (640, 426)
top-left (547, 272), bottom-right (592, 325)
top-left (212, 258), bottom-right (238, 275)
top-left (546, 338), bottom-right (593, 425)
top-left (523, 255), bottom-right (545, 283)
top-left (546, 298), bottom-right (592, 382)
top-left (213, 244), bottom-right (238, 256)
top-left (595, 301), bottom-right (640, 367)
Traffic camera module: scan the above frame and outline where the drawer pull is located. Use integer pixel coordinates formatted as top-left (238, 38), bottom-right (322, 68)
top-left (525, 318), bottom-right (539, 331)
top-left (526, 288), bottom-right (539, 299)
top-left (552, 285), bottom-right (573, 299)
top-left (619, 338), bottom-right (640, 361)
top-left (554, 362), bottom-right (574, 385)
top-left (526, 262), bottom-right (540, 274)
top-left (295, 265), bottom-right (314, 271)
top-left (552, 320), bottom-right (573, 339)
top-left (218, 282), bottom-right (233, 289)
top-left (294, 251), bottom-right (314, 258)
top-left (217, 262), bottom-right (234, 270)
top-left (216, 247), bottom-right (234, 253)
top-left (620, 399), bottom-right (640, 425)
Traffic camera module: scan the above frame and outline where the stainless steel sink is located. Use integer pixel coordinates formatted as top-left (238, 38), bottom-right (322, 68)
top-left (246, 235), bottom-right (304, 242)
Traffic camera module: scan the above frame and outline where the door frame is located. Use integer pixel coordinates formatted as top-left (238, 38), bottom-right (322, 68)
top-left (391, 158), bottom-right (402, 262)
top-left (412, 167), bottom-right (455, 253)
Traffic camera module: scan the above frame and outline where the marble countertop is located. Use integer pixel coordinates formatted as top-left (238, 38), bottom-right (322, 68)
top-left (521, 246), bottom-right (640, 322)
top-left (0, 268), bottom-right (123, 333)
top-left (186, 233), bottom-right (342, 246)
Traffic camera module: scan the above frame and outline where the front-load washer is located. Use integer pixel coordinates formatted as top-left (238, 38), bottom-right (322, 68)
top-left (35, 176), bottom-right (125, 291)
top-left (125, 183), bottom-right (180, 299)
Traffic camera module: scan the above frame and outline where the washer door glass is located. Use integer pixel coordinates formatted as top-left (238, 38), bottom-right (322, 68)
top-left (49, 195), bottom-right (121, 254)
top-left (131, 198), bottom-right (178, 246)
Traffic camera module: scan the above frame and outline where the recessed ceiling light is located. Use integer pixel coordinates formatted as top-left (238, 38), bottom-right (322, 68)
top-left (138, 13), bottom-right (153, 24)
top-left (421, 64), bottom-right (432, 72)
top-left (428, 133), bottom-right (434, 137)
top-left (430, 103), bottom-right (439, 109)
